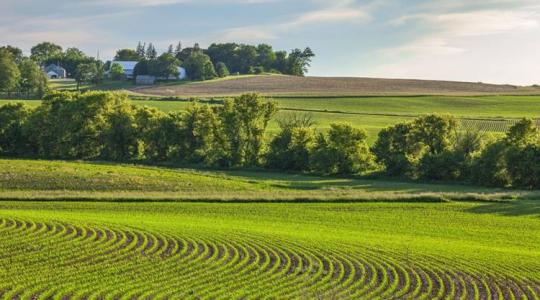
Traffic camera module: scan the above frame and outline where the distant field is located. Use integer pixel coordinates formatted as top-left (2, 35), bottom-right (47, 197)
top-left (3, 94), bottom-right (539, 143)
top-left (0, 159), bottom-right (528, 201)
top-left (132, 75), bottom-right (540, 97)
top-left (1, 198), bottom-right (539, 298)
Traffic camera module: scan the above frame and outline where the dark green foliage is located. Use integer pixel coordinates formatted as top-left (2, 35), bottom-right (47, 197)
top-left (311, 123), bottom-right (374, 175)
top-left (110, 63), bottom-right (125, 80)
top-left (0, 49), bottom-right (21, 95)
top-left (18, 58), bottom-right (48, 98)
top-left (472, 141), bottom-right (511, 187)
top-left (114, 49), bottom-right (141, 61)
top-left (266, 114), bottom-right (315, 171)
top-left (0, 103), bottom-right (33, 156)
top-left (216, 62), bottom-right (230, 78)
top-left (30, 42), bottom-right (62, 66)
top-left (183, 52), bottom-right (217, 81)
top-left (218, 93), bottom-right (277, 167)
top-left (372, 123), bottom-right (421, 177)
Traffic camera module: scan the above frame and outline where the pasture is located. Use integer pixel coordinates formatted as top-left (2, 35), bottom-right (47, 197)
top-left (0, 198), bottom-right (539, 298)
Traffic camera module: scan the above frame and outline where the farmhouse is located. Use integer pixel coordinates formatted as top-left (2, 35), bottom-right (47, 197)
top-left (44, 64), bottom-right (67, 79)
top-left (111, 61), bottom-right (138, 79)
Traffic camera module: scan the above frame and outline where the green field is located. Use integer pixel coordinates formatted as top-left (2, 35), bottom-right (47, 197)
top-left (1, 198), bottom-right (539, 298)
top-left (2, 94), bottom-right (539, 143)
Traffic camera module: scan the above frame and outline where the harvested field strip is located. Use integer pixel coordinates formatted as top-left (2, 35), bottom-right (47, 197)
top-left (0, 216), bottom-right (538, 299)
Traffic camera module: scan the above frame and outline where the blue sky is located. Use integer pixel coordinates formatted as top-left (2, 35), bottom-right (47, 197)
top-left (1, 0), bottom-right (540, 84)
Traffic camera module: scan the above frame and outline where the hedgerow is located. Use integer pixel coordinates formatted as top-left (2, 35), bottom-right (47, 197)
top-left (0, 91), bottom-right (538, 189)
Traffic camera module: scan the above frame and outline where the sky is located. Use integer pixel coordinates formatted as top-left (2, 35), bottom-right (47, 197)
top-left (1, 0), bottom-right (540, 85)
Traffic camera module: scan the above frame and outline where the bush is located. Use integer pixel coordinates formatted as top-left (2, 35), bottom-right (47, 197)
top-left (310, 123), bottom-right (374, 175)
top-left (0, 103), bottom-right (33, 156)
top-left (215, 62), bottom-right (230, 78)
top-left (266, 114), bottom-right (315, 171)
top-left (372, 123), bottom-right (421, 177)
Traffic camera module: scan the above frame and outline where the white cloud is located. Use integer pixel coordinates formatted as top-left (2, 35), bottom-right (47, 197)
top-left (219, 1), bottom-right (371, 42)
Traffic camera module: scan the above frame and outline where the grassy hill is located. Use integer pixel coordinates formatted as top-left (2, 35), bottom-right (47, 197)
top-left (0, 159), bottom-right (528, 201)
top-left (132, 75), bottom-right (540, 97)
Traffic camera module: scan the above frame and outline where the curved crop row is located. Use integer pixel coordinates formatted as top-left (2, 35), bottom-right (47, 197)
top-left (0, 217), bottom-right (538, 299)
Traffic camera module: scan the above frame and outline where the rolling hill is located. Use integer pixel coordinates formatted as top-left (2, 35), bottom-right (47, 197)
top-left (132, 75), bottom-right (540, 97)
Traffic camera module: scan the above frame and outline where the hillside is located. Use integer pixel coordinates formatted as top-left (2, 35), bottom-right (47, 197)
top-left (132, 75), bottom-right (540, 97)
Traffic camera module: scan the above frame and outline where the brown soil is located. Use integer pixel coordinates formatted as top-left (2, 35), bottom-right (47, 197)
top-left (132, 75), bottom-right (539, 97)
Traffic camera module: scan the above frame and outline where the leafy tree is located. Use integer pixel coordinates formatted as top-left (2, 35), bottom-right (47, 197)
top-left (18, 58), bottom-right (48, 98)
top-left (0, 103), bottom-right (33, 156)
top-left (51, 47), bottom-right (90, 76)
top-left (506, 143), bottom-right (540, 189)
top-left (133, 59), bottom-right (150, 78)
top-left (155, 53), bottom-right (180, 79)
top-left (0, 45), bottom-right (23, 63)
top-left (236, 45), bottom-right (258, 73)
top-left (134, 106), bottom-right (171, 161)
top-left (176, 104), bottom-right (225, 165)
top-left (206, 43), bottom-right (240, 73)
top-left (102, 102), bottom-right (140, 161)
top-left (183, 52), bottom-right (217, 81)
top-left (110, 62), bottom-right (125, 80)
top-left (256, 44), bottom-right (276, 71)
top-left (472, 140), bottom-right (511, 187)
top-left (372, 123), bottom-right (422, 176)
top-left (287, 48), bottom-right (315, 76)
top-left (93, 61), bottom-right (106, 85)
top-left (30, 42), bottom-right (62, 66)
top-left (411, 114), bottom-right (457, 155)
top-left (310, 123), bottom-right (374, 175)
top-left (505, 118), bottom-right (539, 146)
top-left (73, 63), bottom-right (96, 90)
top-left (0, 49), bottom-right (21, 96)
top-left (114, 49), bottom-right (141, 61)
top-left (273, 51), bottom-right (288, 74)
top-left (215, 62), bottom-right (230, 78)
top-left (218, 93), bottom-right (277, 167)
top-left (266, 114), bottom-right (315, 171)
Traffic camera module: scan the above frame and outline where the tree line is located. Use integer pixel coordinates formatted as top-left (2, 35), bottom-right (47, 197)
top-left (115, 42), bottom-right (315, 81)
top-left (0, 47), bottom-right (48, 98)
top-left (0, 91), bottom-right (538, 189)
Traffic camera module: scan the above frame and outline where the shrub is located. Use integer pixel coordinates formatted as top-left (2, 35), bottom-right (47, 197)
top-left (215, 62), bottom-right (230, 78)
top-left (266, 114), bottom-right (315, 171)
top-left (310, 123), bottom-right (374, 175)
top-left (0, 103), bottom-right (33, 156)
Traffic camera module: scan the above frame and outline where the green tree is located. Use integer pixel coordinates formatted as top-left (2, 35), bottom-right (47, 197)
top-left (177, 104), bottom-right (225, 165)
top-left (310, 123), bottom-right (374, 175)
top-left (183, 52), bottom-right (217, 81)
top-left (287, 48), bottom-right (315, 76)
top-left (155, 53), bottom-right (181, 79)
top-left (110, 62), bottom-right (125, 80)
top-left (146, 43), bottom-right (157, 60)
top-left (256, 44), bottom-right (276, 71)
top-left (372, 123), bottom-right (422, 177)
top-left (114, 49), bottom-right (141, 61)
top-left (0, 45), bottom-right (23, 63)
top-left (0, 49), bottom-right (21, 96)
top-left (73, 63), bottom-right (96, 90)
top-left (18, 58), bottom-right (48, 98)
top-left (102, 102), bottom-right (140, 161)
top-left (266, 114), bottom-right (315, 171)
top-left (0, 103), bottom-right (33, 156)
top-left (218, 93), bottom-right (277, 167)
top-left (30, 42), bottom-right (62, 66)
top-left (215, 62), bottom-right (230, 78)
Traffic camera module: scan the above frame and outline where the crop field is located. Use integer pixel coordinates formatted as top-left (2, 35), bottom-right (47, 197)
top-left (0, 198), bottom-right (539, 299)
top-left (132, 75), bottom-right (540, 96)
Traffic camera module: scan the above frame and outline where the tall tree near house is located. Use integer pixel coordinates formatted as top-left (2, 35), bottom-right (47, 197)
top-left (18, 58), bottom-right (48, 98)
top-left (0, 46), bottom-right (24, 64)
top-left (0, 49), bottom-right (21, 97)
top-left (114, 49), bottom-right (141, 61)
top-left (146, 43), bottom-right (157, 60)
top-left (174, 42), bottom-right (182, 56)
top-left (73, 63), bottom-right (95, 90)
top-left (30, 42), bottom-right (63, 66)
top-left (136, 42), bottom-right (146, 58)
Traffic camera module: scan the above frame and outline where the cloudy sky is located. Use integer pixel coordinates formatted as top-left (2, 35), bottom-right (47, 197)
top-left (1, 0), bottom-right (540, 84)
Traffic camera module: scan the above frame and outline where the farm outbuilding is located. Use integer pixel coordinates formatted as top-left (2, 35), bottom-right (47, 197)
top-left (111, 61), bottom-right (138, 79)
top-left (44, 64), bottom-right (67, 79)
